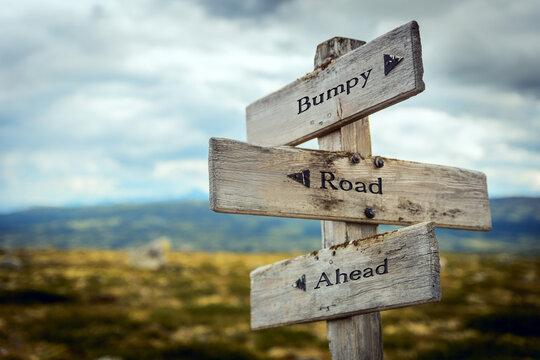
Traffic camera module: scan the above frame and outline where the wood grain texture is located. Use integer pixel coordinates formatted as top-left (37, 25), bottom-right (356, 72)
top-left (314, 37), bottom-right (366, 70)
top-left (319, 120), bottom-right (377, 248)
top-left (209, 137), bottom-right (492, 231)
top-left (327, 313), bottom-right (383, 360)
top-left (319, 121), bottom-right (382, 360)
top-left (246, 21), bottom-right (424, 146)
top-left (250, 221), bottom-right (441, 330)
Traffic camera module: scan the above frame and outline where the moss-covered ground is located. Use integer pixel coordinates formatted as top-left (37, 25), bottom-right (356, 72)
top-left (0, 249), bottom-right (538, 359)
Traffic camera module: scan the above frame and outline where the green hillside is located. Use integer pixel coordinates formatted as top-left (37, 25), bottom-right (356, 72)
top-left (0, 198), bottom-right (539, 253)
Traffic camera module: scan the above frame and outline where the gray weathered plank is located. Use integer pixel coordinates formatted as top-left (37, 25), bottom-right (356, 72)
top-left (246, 21), bottom-right (424, 146)
top-left (209, 137), bottom-right (491, 231)
top-left (250, 221), bottom-right (440, 330)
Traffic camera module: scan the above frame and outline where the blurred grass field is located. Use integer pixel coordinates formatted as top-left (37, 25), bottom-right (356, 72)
top-left (0, 249), bottom-right (539, 360)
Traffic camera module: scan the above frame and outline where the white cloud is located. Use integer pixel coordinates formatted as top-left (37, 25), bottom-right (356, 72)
top-left (152, 159), bottom-right (212, 197)
top-left (67, 176), bottom-right (117, 194)
top-left (152, 158), bottom-right (209, 194)
top-left (370, 106), bottom-right (540, 196)
top-left (0, 150), bottom-right (210, 210)
top-left (153, 159), bottom-right (207, 179)
top-left (0, 0), bottom-right (539, 211)
top-left (483, 167), bottom-right (540, 196)
top-left (372, 106), bottom-right (536, 165)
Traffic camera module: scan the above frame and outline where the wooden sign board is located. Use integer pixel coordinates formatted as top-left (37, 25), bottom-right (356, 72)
top-left (209, 138), bottom-right (492, 231)
top-left (246, 21), bottom-right (424, 146)
top-left (250, 222), bottom-right (440, 330)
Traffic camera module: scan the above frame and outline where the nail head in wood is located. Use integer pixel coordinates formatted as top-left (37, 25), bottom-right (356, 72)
top-left (374, 157), bottom-right (384, 168)
top-left (365, 208), bottom-right (375, 219)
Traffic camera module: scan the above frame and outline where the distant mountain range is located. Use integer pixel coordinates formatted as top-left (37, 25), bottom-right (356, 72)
top-left (0, 197), bottom-right (538, 253)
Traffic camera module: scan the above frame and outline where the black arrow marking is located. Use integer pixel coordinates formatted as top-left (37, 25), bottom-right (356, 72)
top-left (384, 54), bottom-right (403, 76)
top-left (287, 170), bottom-right (310, 188)
top-left (293, 274), bottom-right (306, 291)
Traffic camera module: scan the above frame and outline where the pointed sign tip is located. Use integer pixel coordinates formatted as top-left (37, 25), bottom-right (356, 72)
top-left (384, 54), bottom-right (404, 75)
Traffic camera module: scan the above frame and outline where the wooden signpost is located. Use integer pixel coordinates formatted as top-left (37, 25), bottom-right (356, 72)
top-left (208, 20), bottom-right (491, 359)
top-left (209, 138), bottom-right (491, 231)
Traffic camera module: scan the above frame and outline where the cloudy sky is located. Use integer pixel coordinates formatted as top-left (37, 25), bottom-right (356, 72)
top-left (1, 0), bottom-right (539, 212)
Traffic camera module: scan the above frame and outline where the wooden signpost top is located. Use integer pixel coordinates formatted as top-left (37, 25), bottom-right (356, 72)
top-left (246, 21), bottom-right (424, 146)
top-left (209, 138), bottom-right (492, 231)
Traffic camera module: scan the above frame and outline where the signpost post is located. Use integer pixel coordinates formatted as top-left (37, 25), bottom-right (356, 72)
top-left (208, 21), bottom-right (491, 359)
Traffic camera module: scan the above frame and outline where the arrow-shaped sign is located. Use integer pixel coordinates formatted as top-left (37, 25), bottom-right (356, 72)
top-left (209, 138), bottom-right (491, 231)
top-left (250, 222), bottom-right (440, 330)
top-left (246, 21), bottom-right (424, 146)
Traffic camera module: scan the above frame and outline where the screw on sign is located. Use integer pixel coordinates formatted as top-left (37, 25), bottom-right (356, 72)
top-left (374, 156), bottom-right (384, 168)
top-left (364, 207), bottom-right (375, 219)
top-left (208, 20), bottom-right (491, 360)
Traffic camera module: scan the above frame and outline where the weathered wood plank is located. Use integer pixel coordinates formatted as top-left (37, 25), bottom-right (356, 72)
top-left (246, 21), bottom-right (424, 146)
top-left (250, 222), bottom-right (441, 330)
top-left (209, 137), bottom-right (492, 231)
